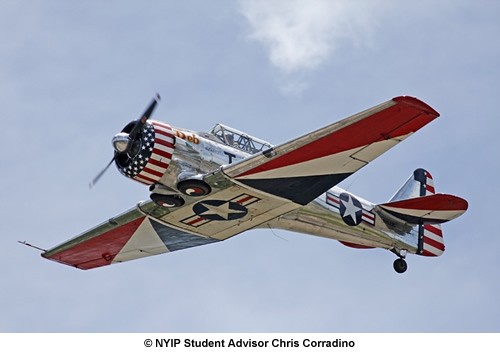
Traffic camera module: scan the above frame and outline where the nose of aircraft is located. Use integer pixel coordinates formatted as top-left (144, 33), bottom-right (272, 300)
top-left (89, 94), bottom-right (161, 188)
top-left (112, 132), bottom-right (131, 153)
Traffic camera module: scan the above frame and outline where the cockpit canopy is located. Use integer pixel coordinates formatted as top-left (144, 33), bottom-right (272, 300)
top-left (209, 123), bottom-right (273, 154)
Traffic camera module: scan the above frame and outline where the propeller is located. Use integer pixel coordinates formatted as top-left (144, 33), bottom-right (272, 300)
top-left (89, 94), bottom-right (161, 188)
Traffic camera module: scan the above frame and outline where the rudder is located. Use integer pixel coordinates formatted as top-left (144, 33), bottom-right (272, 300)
top-left (391, 168), bottom-right (445, 257)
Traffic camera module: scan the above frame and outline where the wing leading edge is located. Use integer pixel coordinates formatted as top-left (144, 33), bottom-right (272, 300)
top-left (224, 96), bottom-right (439, 205)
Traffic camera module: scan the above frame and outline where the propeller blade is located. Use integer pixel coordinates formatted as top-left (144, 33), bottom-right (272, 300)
top-left (129, 93), bottom-right (161, 140)
top-left (89, 155), bottom-right (115, 189)
top-left (89, 94), bottom-right (161, 189)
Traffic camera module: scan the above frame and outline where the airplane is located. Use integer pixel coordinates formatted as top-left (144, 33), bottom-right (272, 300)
top-left (39, 95), bottom-right (468, 273)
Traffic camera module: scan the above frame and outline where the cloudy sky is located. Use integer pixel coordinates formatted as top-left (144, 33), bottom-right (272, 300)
top-left (1, 0), bottom-right (499, 332)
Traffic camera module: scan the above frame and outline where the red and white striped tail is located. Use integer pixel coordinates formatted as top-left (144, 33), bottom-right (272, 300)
top-left (389, 168), bottom-right (467, 256)
top-left (421, 224), bottom-right (444, 256)
top-left (390, 168), bottom-right (446, 256)
top-left (418, 170), bottom-right (444, 257)
top-left (423, 170), bottom-right (436, 196)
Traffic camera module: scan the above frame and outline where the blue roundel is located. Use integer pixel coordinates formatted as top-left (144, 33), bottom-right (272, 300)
top-left (339, 193), bottom-right (363, 226)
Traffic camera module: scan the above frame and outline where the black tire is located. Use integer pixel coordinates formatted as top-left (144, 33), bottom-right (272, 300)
top-left (393, 258), bottom-right (408, 274)
top-left (150, 193), bottom-right (185, 208)
top-left (177, 179), bottom-right (211, 196)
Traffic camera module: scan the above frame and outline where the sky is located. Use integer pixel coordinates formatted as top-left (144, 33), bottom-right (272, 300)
top-left (1, 0), bottom-right (499, 332)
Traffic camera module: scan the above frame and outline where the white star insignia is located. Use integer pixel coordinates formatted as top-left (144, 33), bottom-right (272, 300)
top-left (198, 202), bottom-right (246, 220)
top-left (343, 195), bottom-right (361, 222)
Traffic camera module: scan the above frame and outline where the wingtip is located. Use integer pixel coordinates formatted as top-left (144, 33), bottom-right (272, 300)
top-left (392, 96), bottom-right (440, 117)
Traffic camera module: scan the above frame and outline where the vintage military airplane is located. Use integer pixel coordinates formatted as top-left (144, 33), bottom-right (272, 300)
top-left (39, 95), bottom-right (468, 273)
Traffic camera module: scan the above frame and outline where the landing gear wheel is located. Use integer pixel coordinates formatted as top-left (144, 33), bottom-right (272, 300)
top-left (177, 180), bottom-right (211, 196)
top-left (150, 193), bottom-right (185, 208)
top-left (393, 258), bottom-right (408, 274)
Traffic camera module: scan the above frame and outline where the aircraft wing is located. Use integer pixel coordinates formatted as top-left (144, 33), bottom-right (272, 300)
top-left (43, 96), bottom-right (439, 269)
top-left (43, 186), bottom-right (299, 269)
top-left (42, 205), bottom-right (221, 269)
top-left (224, 96), bottom-right (439, 205)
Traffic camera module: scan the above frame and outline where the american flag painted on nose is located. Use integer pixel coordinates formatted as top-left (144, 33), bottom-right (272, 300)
top-left (118, 121), bottom-right (175, 185)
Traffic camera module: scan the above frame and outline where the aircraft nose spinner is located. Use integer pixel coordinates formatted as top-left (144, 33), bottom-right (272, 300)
top-left (89, 94), bottom-right (162, 188)
top-left (112, 132), bottom-right (130, 153)
top-left (90, 93), bottom-right (212, 209)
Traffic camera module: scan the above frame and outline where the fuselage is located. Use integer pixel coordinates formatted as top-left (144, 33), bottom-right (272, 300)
top-left (44, 96), bottom-right (460, 273)
top-left (144, 122), bottom-right (420, 255)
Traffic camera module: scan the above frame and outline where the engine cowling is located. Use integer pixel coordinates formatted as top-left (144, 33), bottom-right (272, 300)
top-left (115, 120), bottom-right (175, 185)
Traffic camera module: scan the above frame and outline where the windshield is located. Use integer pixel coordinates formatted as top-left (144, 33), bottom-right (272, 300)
top-left (209, 123), bottom-right (273, 154)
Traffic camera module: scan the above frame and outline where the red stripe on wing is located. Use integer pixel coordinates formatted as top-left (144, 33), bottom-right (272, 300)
top-left (236, 97), bottom-right (438, 178)
top-left (43, 217), bottom-right (146, 270)
top-left (188, 217), bottom-right (206, 226)
top-left (235, 195), bottom-right (254, 205)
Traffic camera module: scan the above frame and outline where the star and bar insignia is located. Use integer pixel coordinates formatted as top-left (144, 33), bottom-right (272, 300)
top-left (326, 192), bottom-right (375, 226)
top-left (181, 194), bottom-right (260, 227)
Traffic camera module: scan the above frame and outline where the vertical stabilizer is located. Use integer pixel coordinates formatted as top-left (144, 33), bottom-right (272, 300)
top-left (390, 168), bottom-right (435, 201)
top-left (391, 168), bottom-right (444, 257)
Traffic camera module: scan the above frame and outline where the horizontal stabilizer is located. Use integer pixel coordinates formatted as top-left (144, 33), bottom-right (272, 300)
top-left (377, 193), bottom-right (468, 224)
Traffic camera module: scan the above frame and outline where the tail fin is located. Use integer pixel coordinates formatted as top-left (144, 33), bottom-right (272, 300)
top-left (413, 170), bottom-right (446, 257)
top-left (381, 168), bottom-right (467, 224)
top-left (379, 168), bottom-right (468, 257)
top-left (390, 168), bottom-right (436, 201)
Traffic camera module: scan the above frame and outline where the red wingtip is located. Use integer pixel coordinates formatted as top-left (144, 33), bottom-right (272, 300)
top-left (392, 96), bottom-right (440, 117)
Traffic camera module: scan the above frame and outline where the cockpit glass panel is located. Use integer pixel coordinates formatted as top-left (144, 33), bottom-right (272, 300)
top-left (209, 124), bottom-right (273, 154)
